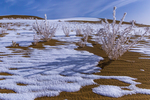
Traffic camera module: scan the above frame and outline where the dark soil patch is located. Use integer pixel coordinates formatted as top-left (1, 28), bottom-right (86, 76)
top-left (0, 89), bottom-right (16, 93)
top-left (17, 83), bottom-right (28, 86)
top-left (0, 72), bottom-right (13, 76)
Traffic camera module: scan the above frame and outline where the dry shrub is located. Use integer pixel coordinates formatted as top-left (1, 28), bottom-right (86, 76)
top-left (62, 25), bottom-right (70, 37)
top-left (96, 7), bottom-right (149, 60)
top-left (75, 25), bottom-right (83, 36)
top-left (78, 26), bottom-right (93, 47)
top-left (32, 14), bottom-right (57, 44)
top-left (11, 41), bottom-right (19, 47)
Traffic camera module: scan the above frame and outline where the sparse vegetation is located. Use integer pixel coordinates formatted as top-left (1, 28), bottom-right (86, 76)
top-left (1, 6), bottom-right (150, 100)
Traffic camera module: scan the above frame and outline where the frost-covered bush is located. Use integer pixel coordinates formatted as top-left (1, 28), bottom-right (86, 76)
top-left (62, 24), bottom-right (70, 37)
top-left (96, 7), bottom-right (149, 60)
top-left (11, 41), bottom-right (19, 47)
top-left (84, 25), bottom-right (93, 35)
top-left (0, 23), bottom-right (10, 34)
top-left (32, 14), bottom-right (57, 43)
top-left (75, 25), bottom-right (83, 36)
top-left (76, 27), bottom-right (82, 36)
top-left (0, 28), bottom-right (6, 34)
top-left (78, 26), bottom-right (92, 47)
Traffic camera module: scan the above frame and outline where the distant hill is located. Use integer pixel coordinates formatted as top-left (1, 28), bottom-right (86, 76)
top-left (67, 18), bottom-right (150, 27)
top-left (0, 15), bottom-right (44, 20)
top-left (100, 18), bottom-right (150, 27)
top-left (0, 15), bottom-right (149, 27)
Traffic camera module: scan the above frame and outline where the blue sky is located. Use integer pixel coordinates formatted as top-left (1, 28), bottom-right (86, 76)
top-left (0, 0), bottom-right (150, 25)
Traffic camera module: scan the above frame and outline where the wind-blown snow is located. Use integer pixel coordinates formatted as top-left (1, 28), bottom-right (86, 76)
top-left (0, 19), bottom-right (150, 100)
top-left (54, 17), bottom-right (101, 22)
top-left (93, 85), bottom-right (134, 98)
top-left (93, 84), bottom-right (150, 98)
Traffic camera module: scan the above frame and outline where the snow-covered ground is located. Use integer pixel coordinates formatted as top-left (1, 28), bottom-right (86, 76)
top-left (0, 18), bottom-right (150, 100)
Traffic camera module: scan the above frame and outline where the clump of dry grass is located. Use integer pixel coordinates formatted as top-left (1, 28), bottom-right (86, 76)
top-left (96, 7), bottom-right (149, 60)
top-left (11, 41), bottom-right (19, 47)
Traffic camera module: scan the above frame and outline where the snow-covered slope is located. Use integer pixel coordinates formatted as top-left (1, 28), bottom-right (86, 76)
top-left (0, 18), bottom-right (150, 100)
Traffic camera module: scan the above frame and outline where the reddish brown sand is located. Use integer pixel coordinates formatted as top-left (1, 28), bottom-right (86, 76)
top-left (0, 33), bottom-right (9, 37)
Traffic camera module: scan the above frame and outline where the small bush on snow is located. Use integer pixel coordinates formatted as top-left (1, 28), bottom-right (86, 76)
top-left (32, 14), bottom-right (57, 43)
top-left (62, 24), bottom-right (70, 37)
top-left (0, 23), bottom-right (10, 34)
top-left (96, 7), bottom-right (149, 60)
top-left (11, 40), bottom-right (19, 47)
top-left (78, 26), bottom-right (93, 47)
top-left (75, 25), bottom-right (83, 36)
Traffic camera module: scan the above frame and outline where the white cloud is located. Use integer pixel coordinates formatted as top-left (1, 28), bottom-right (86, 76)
top-left (54, 0), bottom-right (108, 18)
top-left (80, 1), bottom-right (107, 16)
top-left (25, 0), bottom-right (35, 6)
top-left (117, 0), bottom-right (138, 8)
top-left (35, 0), bottom-right (57, 12)
top-left (29, 5), bottom-right (39, 10)
top-left (17, 0), bottom-right (140, 20)
top-left (37, 8), bottom-right (52, 12)
top-left (5, 0), bottom-right (15, 3)
top-left (91, 0), bottom-right (138, 16)
top-left (5, 0), bottom-right (17, 6)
